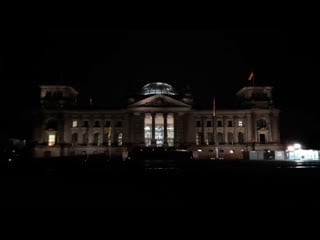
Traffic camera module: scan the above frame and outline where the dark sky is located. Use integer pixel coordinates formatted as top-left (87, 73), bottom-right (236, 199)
top-left (1, 21), bottom-right (320, 147)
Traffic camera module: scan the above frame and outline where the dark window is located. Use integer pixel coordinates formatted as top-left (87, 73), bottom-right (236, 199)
top-left (71, 133), bottom-right (78, 144)
top-left (228, 132), bottom-right (234, 144)
top-left (196, 121), bottom-right (201, 127)
top-left (94, 121), bottom-right (100, 127)
top-left (260, 134), bottom-right (266, 144)
top-left (83, 121), bottom-right (89, 127)
top-left (228, 121), bottom-right (233, 127)
top-left (116, 121), bottom-right (122, 127)
top-left (257, 119), bottom-right (267, 129)
top-left (238, 132), bottom-right (244, 144)
top-left (217, 121), bottom-right (223, 127)
top-left (46, 119), bottom-right (58, 130)
top-left (83, 133), bottom-right (88, 145)
top-left (217, 133), bottom-right (224, 144)
top-left (93, 133), bottom-right (99, 145)
top-left (207, 132), bottom-right (214, 144)
top-left (105, 121), bottom-right (111, 127)
top-left (207, 121), bottom-right (212, 127)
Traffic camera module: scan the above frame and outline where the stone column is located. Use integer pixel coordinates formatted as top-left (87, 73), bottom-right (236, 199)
top-left (163, 112), bottom-right (168, 146)
top-left (174, 113), bottom-right (178, 147)
top-left (151, 112), bottom-right (156, 146)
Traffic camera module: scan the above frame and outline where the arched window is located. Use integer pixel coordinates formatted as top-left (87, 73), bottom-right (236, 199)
top-left (94, 121), bottom-right (100, 127)
top-left (257, 119), bottom-right (267, 129)
top-left (217, 133), bottom-right (224, 144)
top-left (238, 132), bottom-right (244, 144)
top-left (228, 132), bottom-right (234, 145)
top-left (46, 119), bottom-right (57, 130)
top-left (82, 133), bottom-right (88, 145)
top-left (71, 133), bottom-right (78, 145)
top-left (93, 133), bottom-right (99, 145)
top-left (105, 121), bottom-right (111, 127)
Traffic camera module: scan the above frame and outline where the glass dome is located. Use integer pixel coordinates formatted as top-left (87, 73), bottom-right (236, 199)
top-left (141, 82), bottom-right (177, 96)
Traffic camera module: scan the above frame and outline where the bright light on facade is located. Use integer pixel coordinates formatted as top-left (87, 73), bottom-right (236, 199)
top-left (72, 120), bottom-right (78, 128)
top-left (48, 134), bottom-right (56, 146)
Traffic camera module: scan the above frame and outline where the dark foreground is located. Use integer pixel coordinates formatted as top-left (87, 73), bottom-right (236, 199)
top-left (1, 156), bottom-right (320, 208)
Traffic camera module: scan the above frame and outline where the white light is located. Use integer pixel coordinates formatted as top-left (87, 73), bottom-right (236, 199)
top-left (197, 149), bottom-right (203, 152)
top-left (287, 145), bottom-right (294, 151)
top-left (294, 143), bottom-right (301, 150)
top-left (48, 134), bottom-right (56, 146)
top-left (72, 120), bottom-right (78, 128)
top-left (230, 150), bottom-right (234, 154)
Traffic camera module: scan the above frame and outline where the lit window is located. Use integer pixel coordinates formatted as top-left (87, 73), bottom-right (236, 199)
top-left (48, 134), bottom-right (56, 146)
top-left (72, 120), bottom-right (78, 128)
top-left (238, 120), bottom-right (243, 127)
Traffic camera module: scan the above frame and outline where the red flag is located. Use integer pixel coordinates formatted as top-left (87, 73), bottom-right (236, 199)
top-left (248, 71), bottom-right (254, 81)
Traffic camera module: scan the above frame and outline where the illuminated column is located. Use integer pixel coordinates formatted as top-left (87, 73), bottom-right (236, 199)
top-left (163, 112), bottom-right (168, 146)
top-left (151, 112), bottom-right (156, 146)
top-left (174, 113), bottom-right (178, 147)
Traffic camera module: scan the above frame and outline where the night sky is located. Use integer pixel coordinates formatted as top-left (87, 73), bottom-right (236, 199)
top-left (1, 20), bottom-right (320, 148)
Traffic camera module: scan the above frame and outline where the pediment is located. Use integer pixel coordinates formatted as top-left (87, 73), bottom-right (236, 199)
top-left (128, 95), bottom-right (191, 108)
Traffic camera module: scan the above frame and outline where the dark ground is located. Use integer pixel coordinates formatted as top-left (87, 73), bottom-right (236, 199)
top-left (1, 156), bottom-right (320, 208)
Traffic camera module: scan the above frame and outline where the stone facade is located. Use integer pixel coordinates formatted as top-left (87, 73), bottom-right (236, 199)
top-left (32, 83), bottom-right (284, 159)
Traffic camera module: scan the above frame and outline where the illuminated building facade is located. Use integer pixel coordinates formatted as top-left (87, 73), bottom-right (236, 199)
top-left (32, 82), bottom-right (284, 159)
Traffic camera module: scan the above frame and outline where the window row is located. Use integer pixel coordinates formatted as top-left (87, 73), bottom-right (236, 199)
top-left (72, 120), bottom-right (123, 128)
top-left (70, 132), bottom-right (123, 146)
top-left (195, 132), bottom-right (245, 145)
top-left (195, 119), bottom-right (267, 128)
top-left (196, 120), bottom-right (244, 128)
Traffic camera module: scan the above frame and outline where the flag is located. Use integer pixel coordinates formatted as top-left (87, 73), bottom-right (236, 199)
top-left (213, 96), bottom-right (216, 117)
top-left (248, 71), bottom-right (254, 81)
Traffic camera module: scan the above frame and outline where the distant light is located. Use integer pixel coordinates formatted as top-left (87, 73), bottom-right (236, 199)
top-left (197, 149), bottom-right (203, 152)
top-left (287, 145), bottom-right (294, 151)
top-left (294, 143), bottom-right (301, 150)
top-left (230, 149), bottom-right (234, 154)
